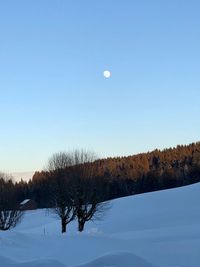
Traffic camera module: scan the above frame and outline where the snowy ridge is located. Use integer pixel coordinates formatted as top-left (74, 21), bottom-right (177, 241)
top-left (77, 252), bottom-right (155, 267)
top-left (1, 183), bottom-right (200, 266)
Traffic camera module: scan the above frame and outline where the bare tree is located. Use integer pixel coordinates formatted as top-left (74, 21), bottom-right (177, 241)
top-left (46, 152), bottom-right (75, 233)
top-left (0, 173), bottom-right (23, 231)
top-left (47, 150), bottom-right (110, 233)
top-left (67, 150), bottom-right (110, 232)
top-left (73, 177), bottom-right (109, 232)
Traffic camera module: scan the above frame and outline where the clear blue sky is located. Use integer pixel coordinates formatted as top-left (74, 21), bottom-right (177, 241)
top-left (0, 0), bottom-right (200, 172)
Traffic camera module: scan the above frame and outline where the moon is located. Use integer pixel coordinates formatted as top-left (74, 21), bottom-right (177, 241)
top-left (103, 70), bottom-right (111, 78)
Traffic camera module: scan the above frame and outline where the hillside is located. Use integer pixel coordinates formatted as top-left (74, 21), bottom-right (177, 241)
top-left (21, 142), bottom-right (200, 208)
top-left (1, 183), bottom-right (200, 266)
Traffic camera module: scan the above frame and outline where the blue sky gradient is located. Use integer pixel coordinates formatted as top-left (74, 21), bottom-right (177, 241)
top-left (0, 0), bottom-right (200, 172)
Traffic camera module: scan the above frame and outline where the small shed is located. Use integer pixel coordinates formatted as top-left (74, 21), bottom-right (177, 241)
top-left (20, 199), bottom-right (37, 211)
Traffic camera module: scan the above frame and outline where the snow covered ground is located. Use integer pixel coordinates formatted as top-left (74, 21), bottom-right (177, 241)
top-left (1, 183), bottom-right (200, 267)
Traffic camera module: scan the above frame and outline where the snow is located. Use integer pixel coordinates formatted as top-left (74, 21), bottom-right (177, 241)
top-left (1, 182), bottom-right (200, 267)
top-left (0, 256), bottom-right (67, 267)
top-left (20, 199), bottom-right (31, 205)
top-left (77, 252), bottom-right (155, 267)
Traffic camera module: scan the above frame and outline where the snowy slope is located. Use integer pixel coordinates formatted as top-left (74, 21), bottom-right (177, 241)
top-left (1, 183), bottom-right (200, 267)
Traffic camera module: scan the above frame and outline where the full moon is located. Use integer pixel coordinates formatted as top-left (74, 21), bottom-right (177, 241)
top-left (103, 70), bottom-right (111, 78)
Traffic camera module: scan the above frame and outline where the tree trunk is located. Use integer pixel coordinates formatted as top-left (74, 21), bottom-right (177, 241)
top-left (61, 219), bottom-right (67, 233)
top-left (78, 220), bottom-right (85, 232)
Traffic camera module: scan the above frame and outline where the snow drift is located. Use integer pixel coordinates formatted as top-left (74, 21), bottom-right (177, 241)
top-left (1, 182), bottom-right (200, 267)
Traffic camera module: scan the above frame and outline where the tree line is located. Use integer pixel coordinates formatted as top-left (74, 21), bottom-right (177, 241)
top-left (1, 142), bottom-right (200, 232)
top-left (23, 142), bottom-right (200, 207)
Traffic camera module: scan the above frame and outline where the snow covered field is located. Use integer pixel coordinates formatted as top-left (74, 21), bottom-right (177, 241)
top-left (1, 183), bottom-right (200, 267)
